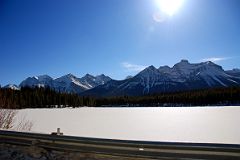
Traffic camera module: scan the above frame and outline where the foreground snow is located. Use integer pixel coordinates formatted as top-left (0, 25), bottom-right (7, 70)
top-left (16, 106), bottom-right (240, 144)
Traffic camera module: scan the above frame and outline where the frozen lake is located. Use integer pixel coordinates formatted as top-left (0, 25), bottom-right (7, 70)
top-left (16, 106), bottom-right (240, 144)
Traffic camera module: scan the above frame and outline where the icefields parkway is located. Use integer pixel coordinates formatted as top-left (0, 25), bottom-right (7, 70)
top-left (16, 107), bottom-right (240, 144)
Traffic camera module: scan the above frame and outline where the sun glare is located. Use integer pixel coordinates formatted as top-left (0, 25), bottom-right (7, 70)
top-left (155, 0), bottom-right (185, 16)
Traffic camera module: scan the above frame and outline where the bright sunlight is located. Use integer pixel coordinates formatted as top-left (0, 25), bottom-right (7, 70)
top-left (155, 0), bottom-right (185, 16)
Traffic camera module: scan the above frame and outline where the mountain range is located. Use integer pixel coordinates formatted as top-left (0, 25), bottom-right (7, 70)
top-left (3, 60), bottom-right (240, 97)
top-left (6, 74), bottom-right (112, 94)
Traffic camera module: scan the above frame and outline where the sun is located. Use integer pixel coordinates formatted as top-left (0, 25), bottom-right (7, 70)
top-left (155, 0), bottom-right (185, 16)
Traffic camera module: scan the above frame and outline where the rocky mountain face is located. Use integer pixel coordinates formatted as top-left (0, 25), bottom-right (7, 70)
top-left (82, 60), bottom-right (240, 97)
top-left (16, 74), bottom-right (111, 94)
top-left (226, 69), bottom-right (240, 77)
top-left (3, 60), bottom-right (240, 96)
top-left (3, 84), bottom-right (20, 90)
top-left (19, 75), bottom-right (54, 88)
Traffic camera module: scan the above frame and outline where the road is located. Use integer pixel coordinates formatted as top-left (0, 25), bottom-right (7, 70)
top-left (0, 130), bottom-right (240, 159)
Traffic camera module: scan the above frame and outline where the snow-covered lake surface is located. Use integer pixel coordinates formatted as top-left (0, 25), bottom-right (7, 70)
top-left (16, 106), bottom-right (240, 144)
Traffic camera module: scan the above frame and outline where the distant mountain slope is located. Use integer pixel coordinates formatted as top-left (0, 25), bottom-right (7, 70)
top-left (53, 74), bottom-right (89, 93)
top-left (82, 60), bottom-right (240, 97)
top-left (19, 74), bottom-right (111, 94)
top-left (79, 74), bottom-right (112, 89)
top-left (19, 75), bottom-right (54, 88)
top-left (3, 84), bottom-right (20, 90)
top-left (226, 69), bottom-right (240, 77)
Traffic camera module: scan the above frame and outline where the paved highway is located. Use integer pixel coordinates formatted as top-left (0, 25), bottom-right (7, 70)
top-left (0, 130), bottom-right (240, 159)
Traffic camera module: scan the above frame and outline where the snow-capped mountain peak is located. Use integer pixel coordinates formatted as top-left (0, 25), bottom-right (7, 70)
top-left (18, 73), bottom-right (112, 94)
top-left (95, 74), bottom-right (111, 83)
top-left (63, 73), bottom-right (78, 79)
top-left (158, 65), bottom-right (171, 74)
top-left (173, 59), bottom-right (195, 74)
top-left (19, 76), bottom-right (41, 88)
top-left (81, 74), bottom-right (95, 80)
top-left (179, 59), bottom-right (190, 64)
top-left (79, 73), bottom-right (111, 88)
top-left (201, 61), bottom-right (224, 70)
top-left (82, 60), bottom-right (240, 97)
top-left (37, 75), bottom-right (53, 81)
top-left (3, 84), bottom-right (20, 90)
top-left (138, 65), bottom-right (158, 75)
top-left (146, 65), bottom-right (157, 70)
top-left (19, 75), bottom-right (54, 88)
top-left (96, 74), bottom-right (107, 79)
top-left (54, 73), bottom-right (90, 92)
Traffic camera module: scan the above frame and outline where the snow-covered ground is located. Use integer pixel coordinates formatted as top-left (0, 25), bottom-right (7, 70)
top-left (16, 106), bottom-right (240, 144)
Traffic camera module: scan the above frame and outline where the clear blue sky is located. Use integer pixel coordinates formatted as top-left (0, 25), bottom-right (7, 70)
top-left (1, 0), bottom-right (240, 86)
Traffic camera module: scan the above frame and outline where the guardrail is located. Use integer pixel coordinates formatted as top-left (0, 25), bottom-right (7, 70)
top-left (1, 130), bottom-right (240, 159)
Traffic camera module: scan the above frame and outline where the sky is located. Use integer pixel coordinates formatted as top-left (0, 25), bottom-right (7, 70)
top-left (1, 0), bottom-right (240, 86)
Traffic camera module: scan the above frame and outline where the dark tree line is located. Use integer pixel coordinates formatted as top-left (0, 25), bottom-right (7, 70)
top-left (96, 87), bottom-right (240, 107)
top-left (0, 86), bottom-right (240, 109)
top-left (0, 87), bottom-right (95, 109)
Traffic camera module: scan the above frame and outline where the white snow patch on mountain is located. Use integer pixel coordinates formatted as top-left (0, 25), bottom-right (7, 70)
top-left (3, 84), bottom-right (20, 90)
